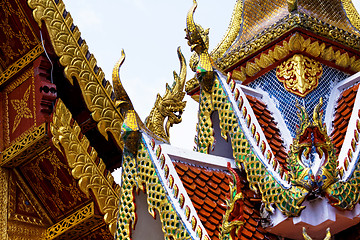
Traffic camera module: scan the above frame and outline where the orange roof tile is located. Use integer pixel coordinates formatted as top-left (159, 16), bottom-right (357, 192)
top-left (331, 83), bottom-right (360, 156)
top-left (246, 95), bottom-right (289, 171)
top-left (173, 161), bottom-right (275, 240)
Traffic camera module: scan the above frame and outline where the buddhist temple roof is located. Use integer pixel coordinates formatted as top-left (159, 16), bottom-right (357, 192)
top-left (214, 0), bottom-right (360, 70)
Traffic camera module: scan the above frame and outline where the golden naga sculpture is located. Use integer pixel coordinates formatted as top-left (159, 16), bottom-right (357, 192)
top-left (276, 54), bottom-right (323, 97)
top-left (219, 164), bottom-right (244, 240)
top-left (303, 227), bottom-right (331, 240)
top-left (288, 98), bottom-right (338, 192)
top-left (185, 0), bottom-right (214, 92)
top-left (112, 49), bottom-right (133, 112)
top-left (145, 47), bottom-right (187, 142)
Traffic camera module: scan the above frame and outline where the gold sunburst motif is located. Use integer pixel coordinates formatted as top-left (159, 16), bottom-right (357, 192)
top-left (276, 54), bottom-right (323, 97)
top-left (10, 85), bottom-right (33, 133)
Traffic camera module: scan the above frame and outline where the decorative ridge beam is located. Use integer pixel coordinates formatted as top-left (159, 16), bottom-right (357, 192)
top-left (142, 134), bottom-right (211, 240)
top-left (220, 72), bottom-right (290, 187)
top-left (28, 0), bottom-right (125, 149)
top-left (196, 71), bottom-right (308, 216)
top-left (210, 0), bottom-right (243, 61)
top-left (0, 43), bottom-right (44, 87)
top-left (216, 13), bottom-right (360, 71)
top-left (342, 0), bottom-right (360, 32)
top-left (50, 99), bottom-right (120, 236)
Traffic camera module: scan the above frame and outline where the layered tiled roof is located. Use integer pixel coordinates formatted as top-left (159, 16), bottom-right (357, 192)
top-left (331, 83), bottom-right (360, 156)
top-left (174, 162), bottom-right (230, 239)
top-left (246, 95), bottom-right (289, 171)
top-left (173, 161), bottom-right (274, 240)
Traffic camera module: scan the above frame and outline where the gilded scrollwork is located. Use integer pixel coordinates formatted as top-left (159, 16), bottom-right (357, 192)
top-left (28, 0), bottom-right (125, 149)
top-left (46, 203), bottom-right (97, 239)
top-left (1, 123), bottom-right (48, 168)
top-left (50, 99), bottom-right (120, 236)
top-left (0, 43), bottom-right (44, 86)
top-left (231, 33), bottom-right (360, 83)
top-left (276, 54), bottom-right (323, 97)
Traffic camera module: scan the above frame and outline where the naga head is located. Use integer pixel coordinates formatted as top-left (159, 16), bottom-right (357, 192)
top-left (146, 47), bottom-right (187, 142)
top-left (185, 0), bottom-right (210, 55)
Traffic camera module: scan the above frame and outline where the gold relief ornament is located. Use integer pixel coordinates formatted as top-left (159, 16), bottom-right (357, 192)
top-left (276, 54), bottom-right (322, 97)
top-left (11, 85), bottom-right (33, 133)
top-left (145, 47), bottom-right (187, 142)
top-left (50, 99), bottom-right (120, 236)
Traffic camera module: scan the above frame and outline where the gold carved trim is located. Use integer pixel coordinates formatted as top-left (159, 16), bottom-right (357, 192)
top-left (46, 203), bottom-right (95, 239)
top-left (0, 43), bottom-right (43, 87)
top-left (50, 99), bottom-right (120, 236)
top-left (217, 14), bottom-right (360, 70)
top-left (4, 68), bottom-right (37, 147)
top-left (232, 33), bottom-right (360, 82)
top-left (276, 54), bottom-right (323, 97)
top-left (342, 0), bottom-right (360, 31)
top-left (28, 0), bottom-right (125, 149)
top-left (0, 168), bottom-right (9, 240)
top-left (0, 123), bottom-right (49, 168)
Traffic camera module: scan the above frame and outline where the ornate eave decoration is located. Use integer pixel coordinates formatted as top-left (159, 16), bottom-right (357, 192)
top-left (276, 54), bottom-right (323, 97)
top-left (50, 99), bottom-right (120, 235)
top-left (195, 67), bottom-right (360, 217)
top-left (216, 13), bottom-right (360, 71)
top-left (186, 31), bottom-right (360, 96)
top-left (28, 0), bottom-right (126, 150)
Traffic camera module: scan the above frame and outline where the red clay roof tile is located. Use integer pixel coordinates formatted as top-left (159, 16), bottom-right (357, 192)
top-left (331, 83), bottom-right (359, 157)
top-left (246, 95), bottom-right (289, 172)
top-left (173, 161), bottom-right (274, 239)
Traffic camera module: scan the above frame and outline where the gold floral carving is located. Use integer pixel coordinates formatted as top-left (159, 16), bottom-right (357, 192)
top-left (231, 33), bottom-right (360, 82)
top-left (46, 203), bottom-right (98, 239)
top-left (50, 99), bottom-right (120, 236)
top-left (216, 14), bottom-right (360, 71)
top-left (0, 43), bottom-right (43, 86)
top-left (342, 0), bottom-right (360, 31)
top-left (28, 0), bottom-right (125, 149)
top-left (3, 68), bottom-right (36, 147)
top-left (276, 54), bottom-right (323, 97)
top-left (1, 123), bottom-right (49, 168)
top-left (11, 85), bottom-right (33, 133)
top-left (0, 168), bottom-right (9, 240)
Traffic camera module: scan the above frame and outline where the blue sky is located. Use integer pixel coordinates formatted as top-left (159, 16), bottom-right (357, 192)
top-left (62, 0), bottom-right (360, 151)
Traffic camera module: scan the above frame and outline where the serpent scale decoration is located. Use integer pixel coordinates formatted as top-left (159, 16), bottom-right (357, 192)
top-left (50, 99), bottom-right (120, 235)
top-left (115, 143), bottom-right (190, 240)
top-left (28, 0), bottom-right (125, 149)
